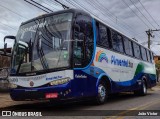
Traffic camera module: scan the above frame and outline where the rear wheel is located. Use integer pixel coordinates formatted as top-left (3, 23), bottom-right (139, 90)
top-left (96, 81), bottom-right (108, 104)
top-left (134, 80), bottom-right (147, 96)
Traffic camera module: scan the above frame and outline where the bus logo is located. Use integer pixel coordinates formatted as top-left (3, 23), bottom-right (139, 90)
top-left (96, 50), bottom-right (108, 63)
top-left (29, 81), bottom-right (34, 87)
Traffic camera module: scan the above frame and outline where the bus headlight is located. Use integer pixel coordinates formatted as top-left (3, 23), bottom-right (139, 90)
top-left (9, 83), bottom-right (17, 89)
top-left (50, 77), bottom-right (71, 86)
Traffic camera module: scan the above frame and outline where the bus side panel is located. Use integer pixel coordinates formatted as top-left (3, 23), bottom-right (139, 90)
top-left (93, 47), bottom-right (157, 93)
top-left (73, 69), bottom-right (98, 98)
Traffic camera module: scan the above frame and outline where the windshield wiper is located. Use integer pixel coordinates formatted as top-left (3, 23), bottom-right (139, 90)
top-left (37, 38), bottom-right (49, 69)
top-left (32, 20), bottom-right (49, 70)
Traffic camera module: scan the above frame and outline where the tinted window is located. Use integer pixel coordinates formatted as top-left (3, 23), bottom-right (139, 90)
top-left (73, 15), bottom-right (94, 68)
top-left (146, 50), bottom-right (151, 63)
top-left (133, 42), bottom-right (141, 59)
top-left (150, 51), bottom-right (153, 63)
top-left (97, 23), bottom-right (110, 48)
top-left (141, 47), bottom-right (147, 61)
top-left (124, 37), bottom-right (133, 56)
top-left (112, 31), bottom-right (124, 53)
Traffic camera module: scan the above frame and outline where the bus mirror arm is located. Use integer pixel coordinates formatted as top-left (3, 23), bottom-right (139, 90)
top-left (4, 35), bottom-right (16, 43)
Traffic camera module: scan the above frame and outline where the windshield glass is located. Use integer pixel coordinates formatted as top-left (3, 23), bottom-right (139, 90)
top-left (12, 13), bottom-right (72, 74)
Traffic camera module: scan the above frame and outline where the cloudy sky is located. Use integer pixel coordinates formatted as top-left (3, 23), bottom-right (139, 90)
top-left (0, 0), bottom-right (160, 54)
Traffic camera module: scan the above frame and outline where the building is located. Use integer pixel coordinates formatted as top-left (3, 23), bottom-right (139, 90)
top-left (0, 48), bottom-right (11, 69)
top-left (154, 55), bottom-right (160, 63)
top-left (0, 48), bottom-right (11, 90)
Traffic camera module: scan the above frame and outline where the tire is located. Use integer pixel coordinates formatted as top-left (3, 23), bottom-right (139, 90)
top-left (134, 80), bottom-right (147, 96)
top-left (95, 81), bottom-right (108, 104)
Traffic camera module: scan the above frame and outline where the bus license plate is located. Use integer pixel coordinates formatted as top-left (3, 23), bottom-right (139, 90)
top-left (45, 93), bottom-right (58, 99)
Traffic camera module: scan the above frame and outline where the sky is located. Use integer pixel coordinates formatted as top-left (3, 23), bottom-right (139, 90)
top-left (0, 0), bottom-right (160, 55)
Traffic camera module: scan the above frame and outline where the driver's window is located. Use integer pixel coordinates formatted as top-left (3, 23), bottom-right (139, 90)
top-left (73, 40), bottom-right (83, 59)
top-left (73, 14), bottom-right (93, 68)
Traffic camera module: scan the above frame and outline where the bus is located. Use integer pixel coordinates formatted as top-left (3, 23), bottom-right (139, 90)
top-left (6, 9), bottom-right (156, 104)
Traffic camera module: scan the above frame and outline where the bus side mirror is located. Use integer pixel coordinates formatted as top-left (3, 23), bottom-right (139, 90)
top-left (4, 35), bottom-right (16, 42)
top-left (4, 35), bottom-right (16, 55)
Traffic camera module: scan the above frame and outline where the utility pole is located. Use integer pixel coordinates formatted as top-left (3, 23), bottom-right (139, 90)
top-left (146, 29), bottom-right (160, 49)
top-left (146, 29), bottom-right (153, 49)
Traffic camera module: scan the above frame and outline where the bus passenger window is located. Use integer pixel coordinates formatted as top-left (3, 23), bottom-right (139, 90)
top-left (112, 31), bottom-right (124, 53)
top-left (146, 50), bottom-right (151, 63)
top-left (141, 47), bottom-right (147, 61)
top-left (98, 23), bottom-right (110, 48)
top-left (150, 51), bottom-right (153, 63)
top-left (124, 37), bottom-right (133, 56)
top-left (133, 43), bottom-right (141, 59)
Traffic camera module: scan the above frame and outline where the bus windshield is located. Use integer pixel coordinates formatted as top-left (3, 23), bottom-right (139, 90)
top-left (12, 13), bottom-right (72, 74)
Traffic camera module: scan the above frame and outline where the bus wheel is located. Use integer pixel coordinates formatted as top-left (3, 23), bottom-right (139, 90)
top-left (96, 81), bottom-right (108, 104)
top-left (134, 80), bottom-right (147, 96)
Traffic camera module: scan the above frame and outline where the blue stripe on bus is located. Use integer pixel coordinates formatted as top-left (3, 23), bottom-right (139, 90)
top-left (81, 66), bottom-right (156, 87)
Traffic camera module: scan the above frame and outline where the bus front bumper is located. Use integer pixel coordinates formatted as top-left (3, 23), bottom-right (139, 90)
top-left (10, 83), bottom-right (73, 101)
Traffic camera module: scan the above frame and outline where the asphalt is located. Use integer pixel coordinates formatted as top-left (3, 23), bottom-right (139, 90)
top-left (0, 83), bottom-right (160, 119)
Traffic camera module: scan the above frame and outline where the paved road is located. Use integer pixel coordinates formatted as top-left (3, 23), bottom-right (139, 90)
top-left (0, 86), bottom-right (160, 119)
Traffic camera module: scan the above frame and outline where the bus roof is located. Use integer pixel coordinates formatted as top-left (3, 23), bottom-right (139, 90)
top-left (21, 9), bottom-right (90, 26)
top-left (21, 9), bottom-right (153, 53)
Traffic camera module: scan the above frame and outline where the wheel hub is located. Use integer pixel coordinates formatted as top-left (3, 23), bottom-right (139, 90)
top-left (98, 85), bottom-right (106, 101)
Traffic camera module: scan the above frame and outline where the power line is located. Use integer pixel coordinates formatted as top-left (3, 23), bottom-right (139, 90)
top-left (0, 3), bottom-right (28, 20)
top-left (130, 0), bottom-right (157, 29)
top-left (54, 0), bottom-right (69, 9)
top-left (128, 0), bottom-right (160, 39)
top-left (24, 0), bottom-right (49, 13)
top-left (136, 0), bottom-right (160, 38)
top-left (67, 0), bottom-right (146, 40)
top-left (43, 0), bottom-right (59, 10)
top-left (92, 0), bottom-right (145, 38)
top-left (121, 0), bottom-right (150, 29)
top-left (69, 0), bottom-right (130, 35)
top-left (67, 0), bottom-right (117, 29)
top-left (49, 0), bottom-right (70, 10)
top-left (0, 21), bottom-right (17, 31)
top-left (138, 0), bottom-right (160, 28)
top-left (86, 0), bottom-right (135, 35)
top-left (56, 0), bottom-right (73, 9)
top-left (30, 0), bottom-right (54, 12)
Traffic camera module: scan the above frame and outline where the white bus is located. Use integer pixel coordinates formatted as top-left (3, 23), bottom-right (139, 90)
top-left (5, 9), bottom-right (156, 104)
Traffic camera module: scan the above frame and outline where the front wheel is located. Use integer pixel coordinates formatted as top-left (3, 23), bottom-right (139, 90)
top-left (96, 81), bottom-right (108, 104)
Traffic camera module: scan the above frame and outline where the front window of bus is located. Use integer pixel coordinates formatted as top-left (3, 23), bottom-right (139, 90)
top-left (12, 13), bottom-right (72, 74)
